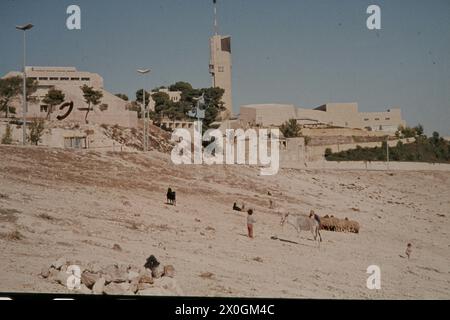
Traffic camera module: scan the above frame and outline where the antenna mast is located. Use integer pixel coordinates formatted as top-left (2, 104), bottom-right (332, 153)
top-left (213, 0), bottom-right (218, 35)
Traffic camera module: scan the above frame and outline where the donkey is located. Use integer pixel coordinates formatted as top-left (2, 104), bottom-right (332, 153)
top-left (280, 211), bottom-right (322, 243)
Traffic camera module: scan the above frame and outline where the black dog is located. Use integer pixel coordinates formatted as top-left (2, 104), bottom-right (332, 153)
top-left (233, 202), bottom-right (242, 212)
top-left (167, 187), bottom-right (176, 206)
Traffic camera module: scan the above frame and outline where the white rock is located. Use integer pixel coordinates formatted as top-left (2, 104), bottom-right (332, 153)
top-left (127, 271), bottom-right (140, 282)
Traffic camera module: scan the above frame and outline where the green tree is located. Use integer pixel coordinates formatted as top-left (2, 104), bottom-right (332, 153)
top-left (169, 81), bottom-right (193, 94)
top-left (1, 124), bottom-right (13, 144)
top-left (280, 119), bottom-right (302, 138)
top-left (414, 124), bottom-right (424, 137)
top-left (28, 119), bottom-right (45, 145)
top-left (135, 89), bottom-right (151, 108)
top-left (80, 85), bottom-right (103, 124)
top-left (115, 93), bottom-right (129, 101)
top-left (0, 76), bottom-right (38, 118)
top-left (42, 88), bottom-right (65, 120)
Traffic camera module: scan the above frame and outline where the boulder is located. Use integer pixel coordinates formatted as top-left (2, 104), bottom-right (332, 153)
top-left (104, 282), bottom-right (125, 295)
top-left (128, 282), bottom-right (138, 294)
top-left (153, 277), bottom-right (183, 295)
top-left (139, 275), bottom-right (153, 284)
top-left (138, 287), bottom-right (172, 296)
top-left (40, 266), bottom-right (51, 278)
top-left (86, 262), bottom-right (102, 274)
top-left (163, 265), bottom-right (175, 278)
top-left (77, 284), bottom-right (92, 295)
top-left (52, 257), bottom-right (67, 270)
top-left (81, 271), bottom-right (100, 289)
top-left (103, 264), bottom-right (128, 283)
top-left (127, 271), bottom-right (140, 282)
top-left (55, 271), bottom-right (70, 287)
top-left (48, 267), bottom-right (59, 280)
top-left (137, 283), bottom-right (153, 291)
top-left (92, 277), bottom-right (106, 295)
top-left (151, 266), bottom-right (162, 279)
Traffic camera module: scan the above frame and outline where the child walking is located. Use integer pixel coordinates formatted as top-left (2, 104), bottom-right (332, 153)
top-left (247, 209), bottom-right (256, 238)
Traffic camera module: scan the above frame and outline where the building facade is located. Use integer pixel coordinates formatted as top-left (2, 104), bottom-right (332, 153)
top-left (239, 102), bottom-right (406, 132)
top-left (2, 66), bottom-right (138, 128)
top-left (209, 35), bottom-right (232, 119)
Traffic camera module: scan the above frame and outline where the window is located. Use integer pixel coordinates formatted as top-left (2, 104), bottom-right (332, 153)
top-left (64, 137), bottom-right (86, 149)
top-left (364, 118), bottom-right (369, 121)
top-left (218, 66), bottom-right (224, 72)
top-left (385, 117), bottom-right (390, 120)
top-left (60, 77), bottom-right (69, 80)
top-left (38, 77), bottom-right (48, 80)
top-left (375, 118), bottom-right (380, 121)
top-left (29, 77), bottom-right (37, 80)
top-left (40, 105), bottom-right (48, 113)
top-left (49, 77), bottom-right (58, 80)
top-left (81, 77), bottom-right (90, 81)
top-left (71, 77), bottom-right (80, 81)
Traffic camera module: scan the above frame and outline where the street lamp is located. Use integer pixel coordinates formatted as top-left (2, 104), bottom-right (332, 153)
top-left (137, 68), bottom-right (150, 152)
top-left (16, 23), bottom-right (34, 145)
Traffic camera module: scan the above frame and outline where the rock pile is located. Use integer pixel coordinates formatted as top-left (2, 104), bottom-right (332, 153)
top-left (39, 255), bottom-right (182, 296)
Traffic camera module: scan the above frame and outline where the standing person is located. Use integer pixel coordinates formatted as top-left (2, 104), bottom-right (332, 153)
top-left (247, 209), bottom-right (256, 238)
top-left (405, 243), bottom-right (412, 259)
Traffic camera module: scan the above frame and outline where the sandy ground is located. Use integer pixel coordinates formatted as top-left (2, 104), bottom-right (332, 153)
top-left (0, 145), bottom-right (449, 299)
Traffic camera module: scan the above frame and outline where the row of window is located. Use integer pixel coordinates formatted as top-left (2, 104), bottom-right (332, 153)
top-left (364, 117), bottom-right (390, 121)
top-left (29, 77), bottom-right (90, 81)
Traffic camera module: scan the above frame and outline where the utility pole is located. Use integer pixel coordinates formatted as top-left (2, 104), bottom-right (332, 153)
top-left (386, 137), bottom-right (390, 170)
top-left (137, 68), bottom-right (150, 152)
top-left (16, 23), bottom-right (34, 145)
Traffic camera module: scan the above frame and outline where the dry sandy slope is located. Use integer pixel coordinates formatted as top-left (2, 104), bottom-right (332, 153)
top-left (0, 145), bottom-right (449, 298)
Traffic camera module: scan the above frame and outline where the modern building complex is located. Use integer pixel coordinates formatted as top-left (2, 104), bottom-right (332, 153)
top-left (2, 66), bottom-right (138, 127)
top-left (209, 0), bottom-right (232, 119)
top-left (239, 103), bottom-right (406, 132)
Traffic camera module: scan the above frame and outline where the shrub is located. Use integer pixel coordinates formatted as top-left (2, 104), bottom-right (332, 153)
top-left (28, 119), bottom-right (45, 146)
top-left (1, 124), bottom-right (13, 144)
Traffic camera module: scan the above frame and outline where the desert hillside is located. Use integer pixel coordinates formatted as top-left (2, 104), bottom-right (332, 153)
top-left (0, 145), bottom-right (449, 298)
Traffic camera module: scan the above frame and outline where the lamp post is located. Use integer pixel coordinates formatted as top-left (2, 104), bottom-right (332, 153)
top-left (137, 68), bottom-right (150, 152)
top-left (16, 23), bottom-right (33, 145)
top-left (386, 137), bottom-right (390, 170)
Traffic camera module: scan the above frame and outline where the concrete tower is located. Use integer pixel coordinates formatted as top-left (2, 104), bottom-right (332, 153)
top-left (209, 0), bottom-right (232, 119)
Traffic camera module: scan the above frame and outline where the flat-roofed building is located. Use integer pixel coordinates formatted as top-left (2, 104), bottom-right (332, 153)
top-left (2, 66), bottom-right (138, 127)
top-left (240, 104), bottom-right (297, 127)
top-left (239, 102), bottom-right (406, 132)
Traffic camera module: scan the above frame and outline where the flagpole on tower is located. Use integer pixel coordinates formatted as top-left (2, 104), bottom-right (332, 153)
top-left (213, 0), bottom-right (218, 35)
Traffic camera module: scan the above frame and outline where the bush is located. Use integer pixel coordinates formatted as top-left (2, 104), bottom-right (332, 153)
top-left (28, 119), bottom-right (45, 146)
top-left (325, 130), bottom-right (450, 164)
top-left (1, 124), bottom-right (13, 144)
top-left (280, 119), bottom-right (302, 138)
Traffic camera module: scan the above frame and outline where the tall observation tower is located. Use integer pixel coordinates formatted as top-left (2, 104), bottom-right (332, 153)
top-left (209, 0), bottom-right (232, 119)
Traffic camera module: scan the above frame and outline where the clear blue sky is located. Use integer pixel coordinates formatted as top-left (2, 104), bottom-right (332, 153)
top-left (1, 0), bottom-right (449, 135)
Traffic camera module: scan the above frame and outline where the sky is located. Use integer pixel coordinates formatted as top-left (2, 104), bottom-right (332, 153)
top-left (0, 0), bottom-right (449, 135)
